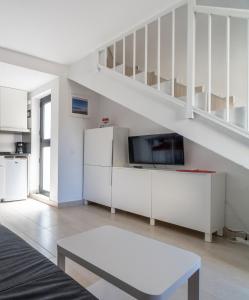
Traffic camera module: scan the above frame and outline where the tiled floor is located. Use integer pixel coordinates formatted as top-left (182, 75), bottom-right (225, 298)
top-left (0, 198), bottom-right (249, 300)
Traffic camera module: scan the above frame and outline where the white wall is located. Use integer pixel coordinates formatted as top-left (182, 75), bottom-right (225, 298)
top-left (57, 79), bottom-right (99, 203)
top-left (98, 96), bottom-right (249, 233)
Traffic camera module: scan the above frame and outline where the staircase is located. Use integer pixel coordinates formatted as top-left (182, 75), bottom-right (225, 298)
top-left (68, 0), bottom-right (249, 169)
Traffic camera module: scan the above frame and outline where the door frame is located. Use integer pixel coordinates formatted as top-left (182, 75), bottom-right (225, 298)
top-left (39, 95), bottom-right (51, 197)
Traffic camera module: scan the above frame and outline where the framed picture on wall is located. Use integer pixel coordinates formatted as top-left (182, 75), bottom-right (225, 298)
top-left (71, 96), bottom-right (89, 117)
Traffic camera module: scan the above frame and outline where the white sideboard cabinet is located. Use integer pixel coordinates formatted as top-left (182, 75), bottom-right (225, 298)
top-left (0, 86), bottom-right (28, 131)
top-left (111, 167), bottom-right (226, 242)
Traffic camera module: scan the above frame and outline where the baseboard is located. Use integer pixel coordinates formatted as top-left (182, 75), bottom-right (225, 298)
top-left (57, 200), bottom-right (84, 208)
top-left (30, 194), bottom-right (84, 208)
top-left (29, 193), bottom-right (58, 208)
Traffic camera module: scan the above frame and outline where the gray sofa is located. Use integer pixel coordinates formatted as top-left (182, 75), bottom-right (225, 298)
top-left (0, 225), bottom-right (97, 299)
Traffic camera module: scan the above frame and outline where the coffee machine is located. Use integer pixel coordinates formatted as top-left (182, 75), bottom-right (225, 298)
top-left (15, 142), bottom-right (27, 154)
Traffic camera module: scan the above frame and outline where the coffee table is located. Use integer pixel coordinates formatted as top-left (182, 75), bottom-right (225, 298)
top-left (57, 226), bottom-right (201, 300)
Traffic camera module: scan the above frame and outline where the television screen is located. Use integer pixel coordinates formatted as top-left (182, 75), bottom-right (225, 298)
top-left (128, 133), bottom-right (184, 165)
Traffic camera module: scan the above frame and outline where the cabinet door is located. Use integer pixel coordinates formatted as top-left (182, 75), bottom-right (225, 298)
top-left (0, 87), bottom-right (27, 130)
top-left (152, 171), bottom-right (210, 232)
top-left (84, 127), bottom-right (113, 166)
top-left (112, 168), bottom-right (151, 217)
top-left (83, 165), bottom-right (112, 207)
top-left (0, 165), bottom-right (5, 199)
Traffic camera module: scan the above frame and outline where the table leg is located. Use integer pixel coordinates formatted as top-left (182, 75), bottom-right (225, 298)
top-left (57, 248), bottom-right (66, 271)
top-left (188, 270), bottom-right (199, 300)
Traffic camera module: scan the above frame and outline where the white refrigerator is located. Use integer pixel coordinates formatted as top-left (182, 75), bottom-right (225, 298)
top-left (83, 127), bottom-right (128, 207)
top-left (4, 157), bottom-right (27, 201)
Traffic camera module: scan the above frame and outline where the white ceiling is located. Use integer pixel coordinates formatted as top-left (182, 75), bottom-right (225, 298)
top-left (0, 0), bottom-right (175, 64)
top-left (0, 62), bottom-right (57, 91)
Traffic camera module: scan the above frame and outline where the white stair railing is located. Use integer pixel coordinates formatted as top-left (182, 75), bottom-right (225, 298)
top-left (98, 0), bottom-right (249, 135)
top-left (194, 4), bottom-right (249, 131)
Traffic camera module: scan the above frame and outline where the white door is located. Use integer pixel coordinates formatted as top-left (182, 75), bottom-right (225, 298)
top-left (84, 127), bottom-right (113, 166)
top-left (112, 167), bottom-right (151, 217)
top-left (5, 158), bottom-right (27, 201)
top-left (0, 165), bottom-right (5, 199)
top-left (84, 165), bottom-right (112, 207)
top-left (151, 171), bottom-right (210, 232)
top-left (0, 87), bottom-right (27, 130)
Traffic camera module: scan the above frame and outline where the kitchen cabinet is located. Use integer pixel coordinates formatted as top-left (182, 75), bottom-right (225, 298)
top-left (0, 86), bottom-right (28, 131)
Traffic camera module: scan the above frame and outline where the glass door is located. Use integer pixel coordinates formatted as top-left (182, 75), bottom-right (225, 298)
top-left (40, 95), bottom-right (51, 196)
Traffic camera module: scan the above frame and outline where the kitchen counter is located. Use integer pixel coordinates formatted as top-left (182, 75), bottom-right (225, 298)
top-left (0, 153), bottom-right (30, 158)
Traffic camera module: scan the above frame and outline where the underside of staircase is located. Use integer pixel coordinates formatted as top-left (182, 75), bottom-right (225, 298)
top-left (68, 52), bottom-right (249, 170)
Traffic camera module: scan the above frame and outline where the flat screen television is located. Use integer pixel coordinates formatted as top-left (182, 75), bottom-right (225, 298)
top-left (128, 133), bottom-right (184, 165)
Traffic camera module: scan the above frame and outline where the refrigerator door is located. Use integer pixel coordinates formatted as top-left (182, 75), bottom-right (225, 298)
top-left (5, 157), bottom-right (27, 201)
top-left (0, 164), bottom-right (5, 200)
top-left (83, 165), bottom-right (112, 207)
top-left (84, 127), bottom-right (113, 167)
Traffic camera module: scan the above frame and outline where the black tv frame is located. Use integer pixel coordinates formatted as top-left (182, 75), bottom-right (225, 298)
top-left (128, 133), bottom-right (184, 165)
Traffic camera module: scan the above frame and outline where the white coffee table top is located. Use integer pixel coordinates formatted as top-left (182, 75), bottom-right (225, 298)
top-left (58, 226), bottom-right (201, 299)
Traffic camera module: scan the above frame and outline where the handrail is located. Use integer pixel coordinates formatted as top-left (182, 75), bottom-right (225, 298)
top-left (195, 5), bottom-right (249, 19)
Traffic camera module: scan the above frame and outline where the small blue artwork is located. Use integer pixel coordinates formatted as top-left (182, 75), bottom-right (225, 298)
top-left (72, 97), bottom-right (88, 115)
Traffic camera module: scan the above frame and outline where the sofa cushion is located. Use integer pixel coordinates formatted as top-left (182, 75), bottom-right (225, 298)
top-left (0, 225), bottom-right (97, 299)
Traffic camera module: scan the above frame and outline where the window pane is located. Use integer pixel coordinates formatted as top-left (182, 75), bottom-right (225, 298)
top-left (42, 147), bottom-right (50, 192)
top-left (43, 102), bottom-right (51, 139)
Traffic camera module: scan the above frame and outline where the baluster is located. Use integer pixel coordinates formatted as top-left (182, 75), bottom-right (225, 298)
top-left (158, 17), bottom-right (161, 91)
top-left (171, 10), bottom-right (175, 97)
top-left (113, 42), bottom-right (116, 70)
top-left (186, 0), bottom-right (196, 118)
top-left (226, 16), bottom-right (230, 122)
top-left (133, 32), bottom-right (136, 80)
top-left (208, 14), bottom-right (212, 113)
top-left (145, 25), bottom-right (148, 85)
top-left (104, 48), bottom-right (107, 67)
top-left (247, 19), bottom-right (249, 130)
top-left (123, 37), bottom-right (126, 76)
